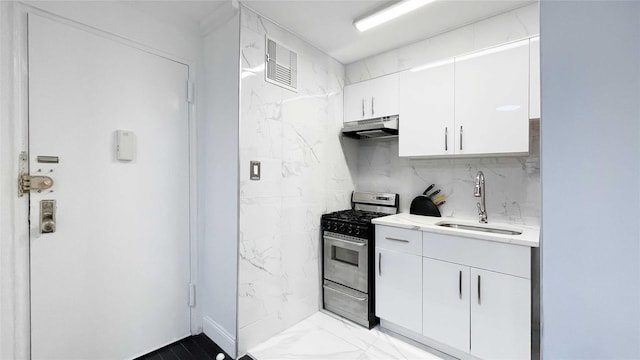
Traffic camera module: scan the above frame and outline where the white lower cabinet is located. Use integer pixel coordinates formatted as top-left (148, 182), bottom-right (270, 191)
top-left (375, 248), bottom-right (422, 334)
top-left (422, 258), bottom-right (470, 350)
top-left (470, 268), bottom-right (531, 360)
top-left (375, 225), bottom-right (532, 360)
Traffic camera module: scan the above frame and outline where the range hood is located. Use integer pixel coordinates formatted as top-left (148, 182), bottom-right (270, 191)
top-left (341, 116), bottom-right (398, 139)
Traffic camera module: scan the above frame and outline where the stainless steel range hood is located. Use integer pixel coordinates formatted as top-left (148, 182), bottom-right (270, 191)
top-left (341, 116), bottom-right (398, 140)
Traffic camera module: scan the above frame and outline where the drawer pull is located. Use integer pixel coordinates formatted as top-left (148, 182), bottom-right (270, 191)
top-left (459, 271), bottom-right (462, 299)
top-left (385, 237), bottom-right (409, 243)
top-left (477, 275), bottom-right (481, 305)
top-left (378, 252), bottom-right (381, 276)
top-left (323, 285), bottom-right (366, 301)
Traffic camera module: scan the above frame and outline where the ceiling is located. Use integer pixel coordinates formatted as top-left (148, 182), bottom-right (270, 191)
top-left (242, 0), bottom-right (534, 64)
top-left (128, 0), bottom-right (536, 64)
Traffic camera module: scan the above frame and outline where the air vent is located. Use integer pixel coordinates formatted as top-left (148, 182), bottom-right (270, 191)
top-left (265, 36), bottom-right (298, 92)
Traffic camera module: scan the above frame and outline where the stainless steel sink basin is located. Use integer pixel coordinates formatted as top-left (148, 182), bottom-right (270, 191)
top-left (437, 222), bottom-right (522, 235)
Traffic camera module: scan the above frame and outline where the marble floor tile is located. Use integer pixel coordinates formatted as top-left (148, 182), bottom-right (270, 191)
top-left (247, 312), bottom-right (445, 360)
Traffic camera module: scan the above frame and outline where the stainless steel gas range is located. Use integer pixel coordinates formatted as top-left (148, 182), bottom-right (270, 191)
top-left (321, 191), bottom-right (399, 328)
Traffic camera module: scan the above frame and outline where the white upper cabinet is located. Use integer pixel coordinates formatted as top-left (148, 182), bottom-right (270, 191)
top-left (399, 60), bottom-right (454, 157)
top-left (344, 73), bottom-right (399, 123)
top-left (398, 38), bottom-right (535, 157)
top-left (454, 39), bottom-right (530, 156)
top-left (529, 36), bottom-right (541, 119)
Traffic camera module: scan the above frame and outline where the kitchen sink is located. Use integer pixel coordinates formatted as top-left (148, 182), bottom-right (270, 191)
top-left (436, 222), bottom-right (522, 235)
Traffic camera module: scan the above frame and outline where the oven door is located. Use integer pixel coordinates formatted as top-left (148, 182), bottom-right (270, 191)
top-left (323, 232), bottom-right (368, 293)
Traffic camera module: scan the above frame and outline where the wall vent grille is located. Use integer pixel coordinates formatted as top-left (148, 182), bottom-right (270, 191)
top-left (265, 36), bottom-right (298, 92)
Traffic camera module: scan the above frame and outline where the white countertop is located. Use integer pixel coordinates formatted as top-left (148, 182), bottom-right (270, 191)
top-left (372, 213), bottom-right (540, 247)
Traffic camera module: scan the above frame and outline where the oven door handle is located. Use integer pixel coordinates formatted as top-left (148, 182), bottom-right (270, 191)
top-left (323, 285), bottom-right (367, 301)
top-left (324, 235), bottom-right (366, 247)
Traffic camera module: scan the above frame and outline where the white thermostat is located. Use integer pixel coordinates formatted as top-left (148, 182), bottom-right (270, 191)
top-left (115, 130), bottom-right (136, 162)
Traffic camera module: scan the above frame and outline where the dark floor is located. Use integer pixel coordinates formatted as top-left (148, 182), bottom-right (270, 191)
top-left (135, 333), bottom-right (253, 360)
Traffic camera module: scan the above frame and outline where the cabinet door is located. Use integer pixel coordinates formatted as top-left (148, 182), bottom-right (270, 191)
top-left (422, 258), bottom-right (470, 351)
top-left (455, 39), bottom-right (530, 155)
top-left (470, 268), bottom-right (530, 360)
top-left (399, 61), bottom-right (454, 157)
top-left (375, 248), bottom-right (422, 334)
top-left (344, 81), bottom-right (370, 123)
top-left (368, 73), bottom-right (399, 119)
top-left (529, 37), bottom-right (540, 119)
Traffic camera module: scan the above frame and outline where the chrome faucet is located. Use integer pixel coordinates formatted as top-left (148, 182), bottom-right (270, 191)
top-left (474, 171), bottom-right (487, 223)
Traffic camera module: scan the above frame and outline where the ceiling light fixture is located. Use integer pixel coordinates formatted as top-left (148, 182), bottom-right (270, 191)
top-left (354, 0), bottom-right (436, 32)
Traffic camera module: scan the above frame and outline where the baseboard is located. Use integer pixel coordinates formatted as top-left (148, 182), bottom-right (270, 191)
top-left (202, 316), bottom-right (236, 358)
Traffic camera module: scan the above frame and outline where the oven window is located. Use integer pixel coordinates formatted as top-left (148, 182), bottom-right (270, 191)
top-left (332, 245), bottom-right (359, 267)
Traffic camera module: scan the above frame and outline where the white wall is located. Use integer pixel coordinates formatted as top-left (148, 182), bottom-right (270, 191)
top-left (0, 2), bottom-right (203, 358)
top-left (540, 1), bottom-right (640, 358)
top-left (346, 3), bottom-right (541, 225)
top-left (199, 10), bottom-right (240, 358)
top-left (237, 5), bottom-right (356, 355)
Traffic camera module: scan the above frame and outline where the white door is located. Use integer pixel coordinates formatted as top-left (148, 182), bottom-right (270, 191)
top-left (375, 248), bottom-right (422, 334)
top-left (470, 268), bottom-right (531, 360)
top-left (399, 61), bottom-right (454, 157)
top-left (28, 14), bottom-right (191, 360)
top-left (454, 39), bottom-right (529, 155)
top-left (422, 258), bottom-right (470, 351)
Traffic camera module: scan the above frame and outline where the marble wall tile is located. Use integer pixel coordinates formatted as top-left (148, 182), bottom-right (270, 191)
top-left (356, 123), bottom-right (541, 225)
top-left (345, 3), bottom-right (539, 85)
top-left (237, 6), bottom-right (354, 355)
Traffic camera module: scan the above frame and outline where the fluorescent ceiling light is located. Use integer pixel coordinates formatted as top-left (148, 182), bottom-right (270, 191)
top-left (354, 0), bottom-right (435, 32)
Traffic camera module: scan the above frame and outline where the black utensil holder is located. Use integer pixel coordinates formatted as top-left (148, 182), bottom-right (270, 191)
top-left (410, 196), bottom-right (441, 217)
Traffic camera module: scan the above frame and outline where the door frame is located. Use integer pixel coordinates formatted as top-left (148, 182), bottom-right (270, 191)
top-left (0, 3), bottom-right (200, 358)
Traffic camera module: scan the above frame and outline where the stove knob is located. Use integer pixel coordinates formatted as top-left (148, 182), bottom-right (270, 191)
top-left (355, 227), bottom-right (361, 235)
top-left (339, 224), bottom-right (345, 232)
top-left (332, 223), bottom-right (338, 231)
top-left (347, 226), bottom-right (353, 234)
top-left (322, 222), bottom-right (329, 231)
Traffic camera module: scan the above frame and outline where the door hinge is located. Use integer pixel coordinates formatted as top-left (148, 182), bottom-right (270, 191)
top-left (188, 283), bottom-right (196, 307)
top-left (187, 81), bottom-right (195, 104)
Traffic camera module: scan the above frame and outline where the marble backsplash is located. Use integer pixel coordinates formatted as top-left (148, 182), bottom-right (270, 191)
top-left (356, 121), bottom-right (540, 226)
top-left (237, 6), bottom-right (356, 355)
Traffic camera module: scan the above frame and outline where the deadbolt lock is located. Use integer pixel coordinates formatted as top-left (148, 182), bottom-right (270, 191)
top-left (19, 174), bottom-right (54, 194)
top-left (40, 200), bottom-right (56, 234)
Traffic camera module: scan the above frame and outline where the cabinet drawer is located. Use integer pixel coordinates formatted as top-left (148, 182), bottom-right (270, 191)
top-left (422, 232), bottom-right (530, 278)
top-left (375, 225), bottom-right (422, 255)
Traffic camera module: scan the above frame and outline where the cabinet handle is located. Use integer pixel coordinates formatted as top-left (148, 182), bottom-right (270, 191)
top-left (445, 127), bottom-right (448, 151)
top-left (460, 126), bottom-right (463, 151)
top-left (371, 97), bottom-right (375, 115)
top-left (378, 252), bottom-right (381, 276)
top-left (385, 237), bottom-right (409, 243)
top-left (362, 98), bottom-right (365, 117)
top-left (477, 275), bottom-right (481, 305)
top-left (459, 271), bottom-right (462, 299)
